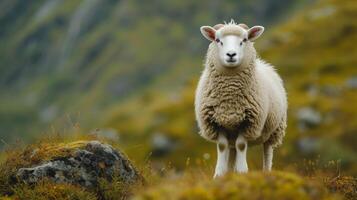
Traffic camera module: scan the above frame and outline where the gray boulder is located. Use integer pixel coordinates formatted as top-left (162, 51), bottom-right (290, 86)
top-left (16, 141), bottom-right (142, 187)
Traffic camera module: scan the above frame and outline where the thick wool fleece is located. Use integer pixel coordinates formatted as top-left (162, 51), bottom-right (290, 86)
top-left (195, 30), bottom-right (287, 148)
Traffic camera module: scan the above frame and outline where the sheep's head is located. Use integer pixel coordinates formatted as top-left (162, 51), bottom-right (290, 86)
top-left (200, 21), bottom-right (264, 68)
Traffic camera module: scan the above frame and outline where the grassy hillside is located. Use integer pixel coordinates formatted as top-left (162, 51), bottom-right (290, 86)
top-left (0, 0), bottom-right (303, 141)
top-left (103, 0), bottom-right (357, 176)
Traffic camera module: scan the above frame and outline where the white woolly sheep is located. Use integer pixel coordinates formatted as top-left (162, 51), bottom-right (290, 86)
top-left (195, 20), bottom-right (287, 178)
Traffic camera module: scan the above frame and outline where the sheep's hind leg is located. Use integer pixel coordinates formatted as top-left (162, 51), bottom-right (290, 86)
top-left (214, 134), bottom-right (230, 178)
top-left (263, 143), bottom-right (273, 172)
top-left (234, 134), bottom-right (248, 173)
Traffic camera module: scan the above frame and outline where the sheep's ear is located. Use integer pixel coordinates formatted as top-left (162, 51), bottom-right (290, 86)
top-left (248, 26), bottom-right (264, 41)
top-left (200, 26), bottom-right (216, 41)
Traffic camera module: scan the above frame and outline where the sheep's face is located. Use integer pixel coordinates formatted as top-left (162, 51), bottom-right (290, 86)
top-left (215, 33), bottom-right (245, 67)
top-left (200, 24), bottom-right (264, 68)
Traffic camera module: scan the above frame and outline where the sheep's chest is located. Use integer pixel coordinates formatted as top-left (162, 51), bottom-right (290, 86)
top-left (207, 77), bottom-right (252, 131)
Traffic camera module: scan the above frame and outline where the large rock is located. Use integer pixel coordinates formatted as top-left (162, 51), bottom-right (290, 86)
top-left (16, 141), bottom-right (142, 187)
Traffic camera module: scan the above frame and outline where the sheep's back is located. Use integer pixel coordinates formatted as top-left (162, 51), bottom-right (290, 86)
top-left (255, 59), bottom-right (287, 140)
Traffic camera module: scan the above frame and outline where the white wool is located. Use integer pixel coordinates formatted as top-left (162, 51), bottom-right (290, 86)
top-left (196, 22), bottom-right (287, 176)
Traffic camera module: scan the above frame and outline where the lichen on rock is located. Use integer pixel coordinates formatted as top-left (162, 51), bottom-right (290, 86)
top-left (15, 141), bottom-right (142, 188)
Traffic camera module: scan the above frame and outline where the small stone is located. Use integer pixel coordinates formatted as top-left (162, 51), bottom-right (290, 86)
top-left (296, 107), bottom-right (322, 131)
top-left (321, 85), bottom-right (341, 97)
top-left (345, 77), bottom-right (357, 89)
top-left (305, 84), bottom-right (318, 98)
top-left (297, 137), bottom-right (319, 154)
top-left (151, 133), bottom-right (176, 157)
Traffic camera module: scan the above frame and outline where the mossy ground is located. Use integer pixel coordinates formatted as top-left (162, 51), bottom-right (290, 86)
top-left (11, 180), bottom-right (97, 200)
top-left (134, 171), bottom-right (344, 200)
top-left (0, 135), bottom-right (355, 200)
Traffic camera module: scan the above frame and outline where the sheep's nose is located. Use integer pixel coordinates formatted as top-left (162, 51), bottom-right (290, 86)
top-left (226, 52), bottom-right (237, 58)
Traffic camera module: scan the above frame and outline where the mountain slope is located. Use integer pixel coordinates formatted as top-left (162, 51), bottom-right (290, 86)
top-left (0, 0), bottom-right (303, 140)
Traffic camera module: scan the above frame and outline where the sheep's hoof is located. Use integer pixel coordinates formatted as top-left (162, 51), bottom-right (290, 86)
top-left (213, 173), bottom-right (224, 179)
top-left (213, 170), bottom-right (228, 178)
top-left (234, 167), bottom-right (249, 174)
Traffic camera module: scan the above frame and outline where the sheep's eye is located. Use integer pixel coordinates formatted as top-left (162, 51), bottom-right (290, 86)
top-left (215, 38), bottom-right (223, 45)
top-left (240, 42), bottom-right (243, 46)
top-left (243, 38), bottom-right (247, 42)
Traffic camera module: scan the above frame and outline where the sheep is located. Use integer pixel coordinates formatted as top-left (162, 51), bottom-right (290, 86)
top-left (195, 20), bottom-right (287, 178)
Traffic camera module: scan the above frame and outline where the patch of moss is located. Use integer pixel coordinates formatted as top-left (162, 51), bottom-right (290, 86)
top-left (11, 180), bottom-right (97, 200)
top-left (324, 176), bottom-right (357, 200)
top-left (96, 176), bottom-right (143, 200)
top-left (133, 171), bottom-right (341, 200)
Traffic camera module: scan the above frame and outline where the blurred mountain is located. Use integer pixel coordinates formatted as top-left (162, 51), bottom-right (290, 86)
top-left (0, 0), bottom-right (306, 140)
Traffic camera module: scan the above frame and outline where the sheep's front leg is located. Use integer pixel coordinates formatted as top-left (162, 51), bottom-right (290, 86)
top-left (263, 143), bottom-right (273, 171)
top-left (234, 134), bottom-right (248, 173)
top-left (214, 134), bottom-right (230, 178)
